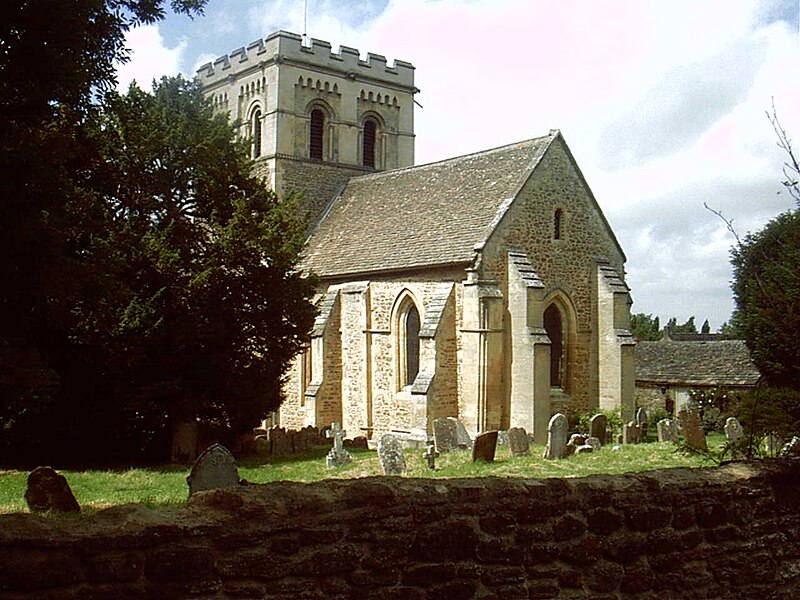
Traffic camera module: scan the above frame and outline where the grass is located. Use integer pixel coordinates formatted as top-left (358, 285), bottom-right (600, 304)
top-left (0, 433), bottom-right (726, 515)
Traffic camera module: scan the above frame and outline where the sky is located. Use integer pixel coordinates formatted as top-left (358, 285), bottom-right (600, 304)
top-left (118, 0), bottom-right (800, 331)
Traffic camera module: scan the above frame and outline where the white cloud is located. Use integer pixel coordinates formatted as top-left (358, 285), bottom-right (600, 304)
top-left (116, 25), bottom-right (187, 91)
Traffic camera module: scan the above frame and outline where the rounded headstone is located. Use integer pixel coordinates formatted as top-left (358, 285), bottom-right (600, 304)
top-left (25, 466), bottom-right (81, 513)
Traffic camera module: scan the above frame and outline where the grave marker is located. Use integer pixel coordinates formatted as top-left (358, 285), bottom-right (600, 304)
top-left (543, 413), bottom-right (568, 460)
top-left (422, 444), bottom-right (440, 469)
top-left (657, 419), bottom-right (678, 443)
top-left (186, 444), bottom-right (240, 496)
top-left (326, 422), bottom-right (353, 467)
top-left (507, 427), bottom-right (531, 457)
top-left (378, 434), bottom-right (406, 475)
top-left (472, 430), bottom-right (499, 462)
top-left (589, 413), bottom-right (607, 445)
top-left (678, 409), bottom-right (708, 452)
top-left (25, 466), bottom-right (81, 513)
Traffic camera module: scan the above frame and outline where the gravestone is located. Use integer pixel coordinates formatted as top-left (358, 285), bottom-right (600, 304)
top-left (724, 417), bottom-right (745, 458)
top-left (543, 413), bottom-right (568, 460)
top-left (25, 466), bottom-right (81, 513)
top-left (472, 430), bottom-right (499, 462)
top-left (507, 427), bottom-right (531, 457)
top-left (378, 434), bottom-right (406, 475)
top-left (764, 433), bottom-right (782, 456)
top-left (589, 413), bottom-right (607, 446)
top-left (576, 444), bottom-right (594, 454)
top-left (636, 408), bottom-right (649, 439)
top-left (270, 427), bottom-right (294, 455)
top-left (657, 419), bottom-right (678, 443)
top-left (422, 444), bottom-right (440, 469)
top-left (433, 417), bottom-right (471, 453)
top-left (585, 436), bottom-right (602, 451)
top-left (254, 435), bottom-right (269, 455)
top-left (496, 430), bottom-right (508, 446)
top-left (186, 444), bottom-right (240, 496)
top-left (344, 436), bottom-right (369, 450)
top-left (622, 422), bottom-right (640, 444)
top-left (678, 409), bottom-right (708, 452)
top-left (326, 422), bottom-right (353, 467)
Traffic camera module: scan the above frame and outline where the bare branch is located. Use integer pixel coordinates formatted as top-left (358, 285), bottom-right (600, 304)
top-left (704, 202), bottom-right (742, 248)
top-left (767, 98), bottom-right (800, 207)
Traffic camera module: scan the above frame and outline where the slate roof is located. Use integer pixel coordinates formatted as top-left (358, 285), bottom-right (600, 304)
top-left (300, 134), bottom-right (556, 278)
top-left (635, 339), bottom-right (760, 387)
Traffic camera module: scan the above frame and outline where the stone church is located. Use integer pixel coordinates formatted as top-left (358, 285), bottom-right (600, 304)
top-left (198, 31), bottom-right (635, 444)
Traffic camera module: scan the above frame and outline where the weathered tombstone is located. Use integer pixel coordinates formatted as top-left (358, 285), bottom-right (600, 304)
top-left (378, 434), bottom-right (406, 475)
top-left (433, 417), bottom-right (459, 453)
top-left (585, 436), bottom-right (602, 451)
top-left (636, 408), bottom-right (649, 439)
top-left (589, 414), bottom-right (607, 446)
top-left (678, 409), bottom-right (708, 452)
top-left (657, 419), bottom-right (678, 443)
top-left (507, 427), bottom-right (531, 457)
top-left (254, 435), bottom-right (269, 455)
top-left (25, 466), bottom-right (81, 513)
top-left (724, 417), bottom-right (745, 458)
top-left (186, 444), bottom-right (240, 496)
top-left (326, 422), bottom-right (353, 467)
top-left (344, 436), bottom-right (369, 450)
top-left (569, 433), bottom-right (586, 446)
top-left (472, 430), bottom-right (499, 462)
top-left (543, 413), bottom-right (568, 460)
top-left (622, 422), bottom-right (640, 445)
top-left (764, 433), bottom-right (782, 456)
top-left (269, 427), bottom-right (293, 455)
top-left (422, 444), bottom-right (440, 469)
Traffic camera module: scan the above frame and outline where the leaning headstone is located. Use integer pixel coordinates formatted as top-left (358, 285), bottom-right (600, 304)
top-left (764, 433), bottom-right (782, 456)
top-left (422, 444), bottom-right (440, 469)
top-left (589, 414), bottom-right (607, 446)
top-left (186, 444), bottom-right (240, 496)
top-left (636, 408), bottom-right (649, 439)
top-left (622, 422), bottom-right (640, 445)
top-left (433, 417), bottom-right (459, 453)
top-left (472, 430), bottom-right (499, 462)
top-left (326, 422), bottom-right (353, 467)
top-left (507, 427), bottom-right (531, 457)
top-left (543, 413), bottom-right (568, 460)
top-left (378, 434), bottom-right (406, 475)
top-left (657, 419), bottom-right (678, 443)
top-left (25, 466), bottom-right (81, 513)
top-left (678, 409), bottom-right (708, 452)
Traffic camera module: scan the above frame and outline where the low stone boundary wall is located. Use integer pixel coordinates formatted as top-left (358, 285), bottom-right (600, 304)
top-left (1, 459), bottom-right (799, 599)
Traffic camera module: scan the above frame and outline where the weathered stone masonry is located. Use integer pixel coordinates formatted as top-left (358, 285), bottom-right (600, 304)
top-left (2, 459), bottom-right (799, 599)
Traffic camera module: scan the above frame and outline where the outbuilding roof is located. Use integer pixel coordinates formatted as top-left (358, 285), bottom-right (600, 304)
top-left (635, 338), bottom-right (760, 387)
top-left (300, 134), bottom-right (556, 278)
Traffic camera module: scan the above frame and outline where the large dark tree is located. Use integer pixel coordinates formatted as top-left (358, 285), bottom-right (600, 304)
top-left (1, 1), bottom-right (317, 465)
top-left (731, 210), bottom-right (800, 388)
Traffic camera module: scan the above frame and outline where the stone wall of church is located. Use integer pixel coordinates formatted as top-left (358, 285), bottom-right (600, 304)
top-left (479, 136), bottom-right (627, 415)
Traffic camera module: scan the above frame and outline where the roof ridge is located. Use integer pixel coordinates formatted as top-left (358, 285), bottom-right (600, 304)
top-left (346, 132), bottom-right (557, 183)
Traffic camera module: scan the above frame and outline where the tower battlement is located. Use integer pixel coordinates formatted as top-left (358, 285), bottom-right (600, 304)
top-left (196, 30), bottom-right (414, 89)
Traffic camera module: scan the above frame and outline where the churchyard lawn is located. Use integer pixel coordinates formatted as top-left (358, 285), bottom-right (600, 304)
top-left (0, 434), bottom-right (725, 514)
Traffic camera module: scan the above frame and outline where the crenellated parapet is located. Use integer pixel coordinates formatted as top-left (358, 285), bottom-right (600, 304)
top-left (196, 30), bottom-right (415, 91)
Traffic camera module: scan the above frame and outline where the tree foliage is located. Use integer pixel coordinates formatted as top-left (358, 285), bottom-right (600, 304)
top-left (1, 2), bottom-right (317, 465)
top-left (731, 210), bottom-right (800, 388)
top-left (630, 313), bottom-right (662, 341)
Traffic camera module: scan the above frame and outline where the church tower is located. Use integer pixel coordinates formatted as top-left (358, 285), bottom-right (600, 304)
top-left (196, 31), bottom-right (416, 222)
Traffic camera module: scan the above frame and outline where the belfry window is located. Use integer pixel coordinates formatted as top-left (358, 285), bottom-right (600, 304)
top-left (252, 109), bottom-right (262, 159)
top-left (554, 208), bottom-right (564, 240)
top-left (309, 109), bottom-right (325, 160)
top-left (544, 303), bottom-right (564, 388)
top-left (363, 118), bottom-right (377, 168)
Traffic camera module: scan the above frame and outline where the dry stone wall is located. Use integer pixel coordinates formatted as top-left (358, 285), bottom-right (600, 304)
top-left (2, 459), bottom-right (799, 599)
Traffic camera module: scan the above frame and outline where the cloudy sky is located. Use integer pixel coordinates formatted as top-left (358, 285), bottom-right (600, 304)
top-left (118, 0), bottom-right (800, 330)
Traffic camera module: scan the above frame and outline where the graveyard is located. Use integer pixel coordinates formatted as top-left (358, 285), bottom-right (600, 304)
top-left (0, 430), bottom-right (726, 514)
